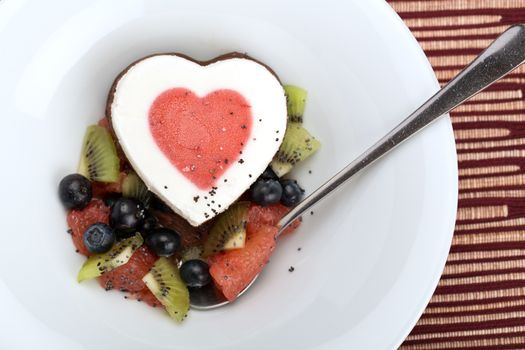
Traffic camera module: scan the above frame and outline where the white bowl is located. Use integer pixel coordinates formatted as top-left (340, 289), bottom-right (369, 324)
top-left (0, 0), bottom-right (457, 349)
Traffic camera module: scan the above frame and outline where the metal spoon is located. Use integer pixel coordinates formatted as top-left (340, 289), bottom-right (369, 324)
top-left (190, 24), bottom-right (525, 310)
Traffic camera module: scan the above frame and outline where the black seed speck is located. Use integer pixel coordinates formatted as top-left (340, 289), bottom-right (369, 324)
top-left (308, 170), bottom-right (312, 174)
top-left (164, 185), bottom-right (168, 189)
top-left (224, 179), bottom-right (228, 183)
top-left (288, 266), bottom-right (295, 272)
top-left (297, 247), bottom-right (302, 251)
top-left (67, 229), bottom-right (72, 235)
top-left (259, 118), bottom-right (262, 122)
top-left (241, 124), bottom-right (247, 129)
top-left (193, 196), bottom-right (200, 203)
top-left (249, 174), bottom-right (252, 178)
top-left (239, 159), bottom-right (244, 164)
top-left (275, 138), bottom-right (279, 142)
top-left (310, 211), bottom-right (314, 216)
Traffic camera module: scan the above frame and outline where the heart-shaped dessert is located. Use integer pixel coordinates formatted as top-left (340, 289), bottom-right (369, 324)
top-left (108, 53), bottom-right (287, 226)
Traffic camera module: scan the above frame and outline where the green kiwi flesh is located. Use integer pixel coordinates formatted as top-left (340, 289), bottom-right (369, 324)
top-left (122, 171), bottom-right (150, 205)
top-left (284, 85), bottom-right (307, 123)
top-left (203, 201), bottom-right (250, 257)
top-left (271, 123), bottom-right (321, 177)
top-left (180, 245), bottom-right (204, 263)
top-left (142, 257), bottom-right (190, 322)
top-left (77, 233), bottom-right (143, 282)
top-left (78, 125), bottom-right (120, 183)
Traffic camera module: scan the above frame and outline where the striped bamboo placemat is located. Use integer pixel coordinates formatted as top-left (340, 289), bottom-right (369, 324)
top-left (388, 1), bottom-right (525, 349)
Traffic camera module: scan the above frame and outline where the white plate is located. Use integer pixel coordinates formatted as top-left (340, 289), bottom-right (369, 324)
top-left (0, 0), bottom-right (457, 349)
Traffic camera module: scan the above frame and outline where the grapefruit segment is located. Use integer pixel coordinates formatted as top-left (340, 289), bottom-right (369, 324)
top-left (131, 288), bottom-right (164, 308)
top-left (248, 204), bottom-right (301, 235)
top-left (208, 224), bottom-right (277, 301)
top-left (90, 171), bottom-right (127, 199)
top-left (67, 199), bottom-right (110, 256)
top-left (99, 245), bottom-right (157, 292)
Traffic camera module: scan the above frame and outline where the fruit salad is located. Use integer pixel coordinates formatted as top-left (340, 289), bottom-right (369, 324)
top-left (58, 53), bottom-right (320, 323)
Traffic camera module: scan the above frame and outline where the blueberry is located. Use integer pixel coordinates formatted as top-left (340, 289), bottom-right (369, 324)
top-left (180, 259), bottom-right (211, 288)
top-left (58, 174), bottom-right (92, 210)
top-left (145, 228), bottom-right (181, 257)
top-left (251, 179), bottom-right (282, 206)
top-left (142, 212), bottom-right (160, 233)
top-left (103, 193), bottom-right (121, 208)
top-left (260, 166), bottom-right (278, 180)
top-left (280, 179), bottom-right (304, 207)
top-left (150, 195), bottom-right (173, 213)
top-left (83, 223), bottom-right (116, 254)
top-left (110, 198), bottom-right (146, 235)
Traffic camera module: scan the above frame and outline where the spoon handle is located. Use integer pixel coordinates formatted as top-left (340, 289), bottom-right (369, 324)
top-left (278, 24), bottom-right (525, 233)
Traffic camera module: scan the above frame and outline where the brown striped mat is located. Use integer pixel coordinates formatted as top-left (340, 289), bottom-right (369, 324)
top-left (387, 1), bottom-right (525, 349)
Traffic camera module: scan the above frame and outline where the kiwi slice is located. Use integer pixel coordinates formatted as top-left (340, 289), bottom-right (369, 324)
top-left (78, 125), bottom-right (120, 183)
top-left (203, 202), bottom-right (250, 257)
top-left (143, 257), bottom-right (190, 322)
top-left (180, 245), bottom-right (204, 263)
top-left (122, 172), bottom-right (150, 205)
top-left (77, 233), bottom-right (143, 282)
top-left (271, 123), bottom-right (321, 177)
top-left (284, 85), bottom-right (307, 123)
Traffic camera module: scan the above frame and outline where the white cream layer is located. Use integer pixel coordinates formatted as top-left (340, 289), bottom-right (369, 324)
top-left (110, 54), bottom-right (287, 226)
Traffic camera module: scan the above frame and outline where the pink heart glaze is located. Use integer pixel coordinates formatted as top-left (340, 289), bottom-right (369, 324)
top-left (149, 88), bottom-right (252, 190)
